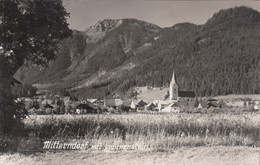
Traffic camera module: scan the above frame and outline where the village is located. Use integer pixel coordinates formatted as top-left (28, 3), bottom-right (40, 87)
top-left (14, 71), bottom-right (260, 115)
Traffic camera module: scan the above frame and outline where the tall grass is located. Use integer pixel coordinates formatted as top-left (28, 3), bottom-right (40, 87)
top-left (23, 113), bottom-right (260, 149)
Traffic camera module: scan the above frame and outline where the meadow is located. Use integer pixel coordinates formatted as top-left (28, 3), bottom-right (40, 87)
top-left (22, 111), bottom-right (260, 150)
top-left (1, 111), bottom-right (259, 165)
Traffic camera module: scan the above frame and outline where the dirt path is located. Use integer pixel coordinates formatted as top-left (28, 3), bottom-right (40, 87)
top-left (1, 146), bottom-right (259, 165)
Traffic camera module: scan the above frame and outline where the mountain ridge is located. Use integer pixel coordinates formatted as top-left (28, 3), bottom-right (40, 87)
top-left (15, 6), bottom-right (260, 99)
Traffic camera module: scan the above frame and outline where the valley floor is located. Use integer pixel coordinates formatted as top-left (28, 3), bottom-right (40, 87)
top-left (1, 146), bottom-right (259, 165)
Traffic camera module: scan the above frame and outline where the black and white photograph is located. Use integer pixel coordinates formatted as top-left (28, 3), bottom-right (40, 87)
top-left (0, 0), bottom-right (260, 164)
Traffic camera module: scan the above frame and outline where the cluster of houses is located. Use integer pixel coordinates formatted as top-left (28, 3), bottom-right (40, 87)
top-left (16, 96), bottom-right (102, 115)
top-left (14, 71), bottom-right (259, 115)
top-left (17, 94), bottom-right (259, 115)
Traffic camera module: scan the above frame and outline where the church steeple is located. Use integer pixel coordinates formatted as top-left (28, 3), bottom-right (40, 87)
top-left (170, 70), bottom-right (176, 85)
top-left (169, 70), bottom-right (178, 101)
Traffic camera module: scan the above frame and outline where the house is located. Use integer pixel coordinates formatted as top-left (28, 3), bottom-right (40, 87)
top-left (145, 103), bottom-right (157, 111)
top-left (87, 99), bottom-right (99, 105)
top-left (161, 102), bottom-right (180, 113)
top-left (136, 100), bottom-right (148, 110)
top-left (156, 100), bottom-right (175, 111)
top-left (76, 102), bottom-right (100, 114)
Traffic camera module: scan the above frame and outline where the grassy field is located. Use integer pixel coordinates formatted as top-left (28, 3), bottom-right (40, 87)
top-left (22, 112), bottom-right (260, 149)
top-left (1, 112), bottom-right (260, 164)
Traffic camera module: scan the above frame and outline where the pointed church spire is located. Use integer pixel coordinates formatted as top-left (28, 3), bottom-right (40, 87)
top-left (171, 70), bottom-right (176, 85)
top-left (169, 70), bottom-right (178, 101)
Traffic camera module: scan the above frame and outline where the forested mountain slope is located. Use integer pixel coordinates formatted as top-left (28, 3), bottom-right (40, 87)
top-left (16, 6), bottom-right (260, 99)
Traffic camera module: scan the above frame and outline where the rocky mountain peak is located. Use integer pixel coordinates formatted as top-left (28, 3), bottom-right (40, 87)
top-left (84, 19), bottom-right (123, 43)
top-left (88, 19), bottom-right (123, 33)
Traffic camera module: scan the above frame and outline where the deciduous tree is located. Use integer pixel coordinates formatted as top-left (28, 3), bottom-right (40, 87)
top-left (0, 0), bottom-right (72, 134)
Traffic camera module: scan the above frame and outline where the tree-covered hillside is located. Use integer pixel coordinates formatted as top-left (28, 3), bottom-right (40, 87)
top-left (115, 6), bottom-right (260, 97)
top-left (17, 6), bottom-right (260, 99)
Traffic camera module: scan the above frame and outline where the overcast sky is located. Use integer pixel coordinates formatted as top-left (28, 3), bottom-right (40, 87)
top-left (63, 0), bottom-right (260, 31)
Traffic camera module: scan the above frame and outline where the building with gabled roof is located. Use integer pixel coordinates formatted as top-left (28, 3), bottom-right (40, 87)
top-left (145, 103), bottom-right (157, 111)
top-left (87, 99), bottom-right (98, 104)
top-left (161, 102), bottom-right (180, 112)
top-left (136, 100), bottom-right (148, 110)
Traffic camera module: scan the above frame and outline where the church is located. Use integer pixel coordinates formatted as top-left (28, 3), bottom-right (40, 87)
top-left (169, 71), bottom-right (196, 101)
